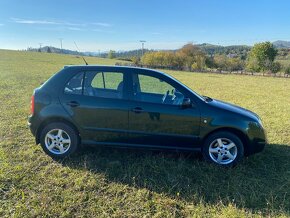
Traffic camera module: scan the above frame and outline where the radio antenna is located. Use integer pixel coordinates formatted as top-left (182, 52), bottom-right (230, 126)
top-left (74, 41), bottom-right (88, 65)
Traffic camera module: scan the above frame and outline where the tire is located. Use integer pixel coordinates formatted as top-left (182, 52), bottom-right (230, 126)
top-left (202, 131), bottom-right (244, 167)
top-left (40, 122), bottom-right (79, 159)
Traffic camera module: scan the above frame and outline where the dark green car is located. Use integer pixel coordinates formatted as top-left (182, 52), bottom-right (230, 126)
top-left (28, 66), bottom-right (266, 166)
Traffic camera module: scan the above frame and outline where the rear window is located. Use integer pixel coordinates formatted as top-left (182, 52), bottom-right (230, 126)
top-left (64, 72), bottom-right (84, 95)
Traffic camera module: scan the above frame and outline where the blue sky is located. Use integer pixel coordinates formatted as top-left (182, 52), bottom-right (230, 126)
top-left (0, 0), bottom-right (290, 52)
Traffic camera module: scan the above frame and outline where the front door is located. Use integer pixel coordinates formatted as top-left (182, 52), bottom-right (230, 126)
top-left (128, 72), bottom-right (200, 148)
top-left (60, 70), bottom-right (130, 144)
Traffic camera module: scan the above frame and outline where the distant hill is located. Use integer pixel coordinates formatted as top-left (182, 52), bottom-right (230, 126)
top-left (26, 46), bottom-right (100, 57)
top-left (26, 41), bottom-right (290, 60)
top-left (27, 46), bottom-right (79, 55)
top-left (197, 43), bottom-right (251, 59)
top-left (273, 40), bottom-right (290, 48)
top-left (112, 44), bottom-right (251, 60)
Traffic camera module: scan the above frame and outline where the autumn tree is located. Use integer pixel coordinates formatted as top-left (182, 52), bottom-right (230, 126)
top-left (177, 43), bottom-right (206, 70)
top-left (141, 51), bottom-right (181, 68)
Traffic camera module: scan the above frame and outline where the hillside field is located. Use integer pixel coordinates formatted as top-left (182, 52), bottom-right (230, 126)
top-left (0, 49), bottom-right (289, 217)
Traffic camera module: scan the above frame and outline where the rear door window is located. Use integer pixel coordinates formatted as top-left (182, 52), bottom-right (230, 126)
top-left (84, 72), bottom-right (124, 99)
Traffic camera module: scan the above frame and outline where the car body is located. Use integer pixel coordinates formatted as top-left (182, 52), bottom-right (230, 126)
top-left (28, 65), bottom-right (266, 166)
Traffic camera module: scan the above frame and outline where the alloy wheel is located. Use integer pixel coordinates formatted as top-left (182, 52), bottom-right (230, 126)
top-left (44, 129), bottom-right (71, 155)
top-left (208, 138), bottom-right (238, 165)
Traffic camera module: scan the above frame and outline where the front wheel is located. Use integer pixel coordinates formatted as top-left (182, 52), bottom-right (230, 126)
top-left (40, 122), bottom-right (79, 159)
top-left (202, 131), bottom-right (244, 166)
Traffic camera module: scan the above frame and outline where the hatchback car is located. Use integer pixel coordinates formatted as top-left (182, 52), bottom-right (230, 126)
top-left (28, 66), bottom-right (266, 166)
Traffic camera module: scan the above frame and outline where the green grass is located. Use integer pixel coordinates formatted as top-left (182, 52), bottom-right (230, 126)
top-left (0, 49), bottom-right (289, 217)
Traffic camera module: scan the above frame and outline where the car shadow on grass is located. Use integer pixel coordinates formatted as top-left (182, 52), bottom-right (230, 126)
top-left (61, 143), bottom-right (290, 215)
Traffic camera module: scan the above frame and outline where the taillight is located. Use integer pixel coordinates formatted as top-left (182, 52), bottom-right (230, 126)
top-left (30, 95), bottom-right (35, 114)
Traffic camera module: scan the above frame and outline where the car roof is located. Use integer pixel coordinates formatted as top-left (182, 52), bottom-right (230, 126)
top-left (63, 65), bottom-right (168, 76)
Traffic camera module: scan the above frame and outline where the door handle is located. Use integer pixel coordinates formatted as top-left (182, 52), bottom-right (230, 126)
top-left (67, 101), bottom-right (80, 107)
top-left (131, 107), bottom-right (144, 113)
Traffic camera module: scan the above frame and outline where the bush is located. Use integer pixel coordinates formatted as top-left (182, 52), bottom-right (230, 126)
top-left (285, 66), bottom-right (290, 76)
top-left (191, 63), bottom-right (198, 71)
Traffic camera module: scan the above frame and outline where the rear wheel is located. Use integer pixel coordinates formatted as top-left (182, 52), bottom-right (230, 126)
top-left (202, 131), bottom-right (244, 166)
top-left (40, 122), bottom-right (79, 159)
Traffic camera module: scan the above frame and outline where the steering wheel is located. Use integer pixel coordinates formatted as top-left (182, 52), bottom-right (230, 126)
top-left (171, 89), bottom-right (176, 100)
top-left (172, 89), bottom-right (184, 105)
top-left (162, 90), bottom-right (170, 103)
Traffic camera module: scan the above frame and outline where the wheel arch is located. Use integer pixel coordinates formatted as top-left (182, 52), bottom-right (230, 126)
top-left (36, 117), bottom-right (81, 144)
top-left (202, 127), bottom-right (251, 156)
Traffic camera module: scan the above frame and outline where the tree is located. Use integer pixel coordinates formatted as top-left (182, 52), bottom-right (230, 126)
top-left (270, 62), bottom-right (281, 74)
top-left (177, 43), bottom-right (206, 70)
top-left (195, 54), bottom-right (206, 70)
top-left (205, 56), bottom-right (215, 68)
top-left (246, 42), bottom-right (278, 73)
top-left (108, 50), bottom-right (116, 59)
top-left (141, 51), bottom-right (181, 69)
top-left (227, 58), bottom-right (244, 71)
top-left (47, 47), bottom-right (52, 53)
top-left (214, 55), bottom-right (227, 71)
top-left (131, 56), bottom-right (140, 66)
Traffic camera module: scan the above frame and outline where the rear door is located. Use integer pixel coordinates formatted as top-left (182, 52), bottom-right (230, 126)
top-left (60, 68), bottom-right (130, 144)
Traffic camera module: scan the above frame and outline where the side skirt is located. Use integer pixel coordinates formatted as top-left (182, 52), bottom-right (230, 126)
top-left (82, 140), bottom-right (201, 152)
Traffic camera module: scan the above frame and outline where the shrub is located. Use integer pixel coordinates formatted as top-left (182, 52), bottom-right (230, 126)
top-left (285, 66), bottom-right (290, 76)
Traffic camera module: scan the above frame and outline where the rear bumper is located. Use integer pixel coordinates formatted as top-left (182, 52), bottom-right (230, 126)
top-left (27, 115), bottom-right (37, 136)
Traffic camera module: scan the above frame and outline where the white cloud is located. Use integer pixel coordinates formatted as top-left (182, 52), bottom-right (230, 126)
top-left (67, 27), bottom-right (84, 31)
top-left (92, 29), bottom-right (114, 33)
top-left (151, 32), bottom-right (162, 35)
top-left (92, 22), bottom-right (112, 27)
top-left (12, 18), bottom-right (85, 26)
top-left (62, 22), bottom-right (86, 27)
top-left (10, 18), bottom-right (104, 27)
top-left (11, 17), bottom-right (60, 25)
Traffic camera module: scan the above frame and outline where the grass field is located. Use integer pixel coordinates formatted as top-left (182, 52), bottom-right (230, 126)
top-left (0, 49), bottom-right (289, 217)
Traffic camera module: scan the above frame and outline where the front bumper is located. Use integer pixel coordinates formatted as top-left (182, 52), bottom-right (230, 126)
top-left (247, 121), bottom-right (267, 155)
top-left (250, 138), bottom-right (267, 154)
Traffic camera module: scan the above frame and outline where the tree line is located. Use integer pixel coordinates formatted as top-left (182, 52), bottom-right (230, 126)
top-left (128, 42), bottom-right (290, 76)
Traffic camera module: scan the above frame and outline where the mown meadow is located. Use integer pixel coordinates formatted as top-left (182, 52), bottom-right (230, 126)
top-left (0, 49), bottom-right (289, 217)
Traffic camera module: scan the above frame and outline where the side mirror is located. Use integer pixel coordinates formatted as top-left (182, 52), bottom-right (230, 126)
top-left (181, 98), bottom-right (192, 109)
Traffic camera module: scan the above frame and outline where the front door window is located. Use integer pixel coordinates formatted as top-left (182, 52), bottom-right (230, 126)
top-left (133, 74), bottom-right (184, 105)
